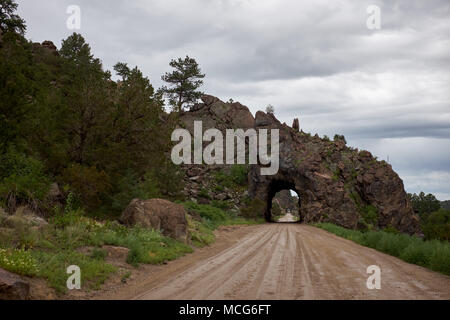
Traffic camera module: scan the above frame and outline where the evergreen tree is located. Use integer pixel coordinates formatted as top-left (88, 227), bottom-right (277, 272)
top-left (59, 33), bottom-right (111, 165)
top-left (408, 191), bottom-right (441, 217)
top-left (160, 55), bottom-right (205, 111)
top-left (0, 0), bottom-right (26, 36)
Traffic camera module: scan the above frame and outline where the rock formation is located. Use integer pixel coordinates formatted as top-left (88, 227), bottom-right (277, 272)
top-left (177, 95), bottom-right (420, 234)
top-left (292, 118), bottom-right (299, 131)
top-left (0, 268), bottom-right (30, 300)
top-left (120, 199), bottom-right (189, 243)
top-left (248, 111), bottom-right (420, 234)
top-left (32, 40), bottom-right (59, 56)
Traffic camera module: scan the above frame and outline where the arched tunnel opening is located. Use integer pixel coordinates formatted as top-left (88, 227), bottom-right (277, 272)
top-left (266, 180), bottom-right (302, 223)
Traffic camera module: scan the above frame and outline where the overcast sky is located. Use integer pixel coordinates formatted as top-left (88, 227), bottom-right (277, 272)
top-left (17, 0), bottom-right (450, 200)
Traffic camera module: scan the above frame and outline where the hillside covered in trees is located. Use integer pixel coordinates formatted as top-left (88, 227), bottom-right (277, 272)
top-left (1, 3), bottom-right (185, 218)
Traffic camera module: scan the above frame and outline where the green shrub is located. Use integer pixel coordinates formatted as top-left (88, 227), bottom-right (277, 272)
top-left (360, 205), bottom-right (378, 226)
top-left (399, 243), bottom-right (430, 267)
top-left (198, 188), bottom-right (210, 199)
top-left (421, 209), bottom-right (450, 241)
top-left (333, 134), bottom-right (347, 144)
top-left (314, 222), bottom-right (450, 276)
top-left (182, 202), bottom-right (228, 223)
top-left (271, 202), bottom-right (282, 219)
top-left (62, 164), bottom-right (111, 211)
top-left (383, 225), bottom-right (399, 234)
top-left (230, 164), bottom-right (248, 186)
top-left (90, 248), bottom-right (107, 260)
top-left (0, 248), bottom-right (39, 276)
top-left (33, 250), bottom-right (116, 293)
top-left (0, 148), bottom-right (51, 212)
top-left (108, 170), bottom-right (161, 215)
top-left (240, 198), bottom-right (265, 219)
top-left (214, 165), bottom-right (248, 188)
top-left (186, 215), bottom-right (215, 248)
top-left (183, 201), bottom-right (262, 247)
top-left (211, 200), bottom-right (231, 210)
top-left (429, 245), bottom-right (450, 275)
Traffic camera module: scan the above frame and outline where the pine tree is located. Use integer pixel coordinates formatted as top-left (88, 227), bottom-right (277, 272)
top-left (0, 0), bottom-right (26, 36)
top-left (160, 55), bottom-right (205, 111)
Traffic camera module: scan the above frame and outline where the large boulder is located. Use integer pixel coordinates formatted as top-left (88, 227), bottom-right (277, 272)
top-left (0, 206), bottom-right (47, 230)
top-left (120, 199), bottom-right (189, 243)
top-left (0, 268), bottom-right (30, 300)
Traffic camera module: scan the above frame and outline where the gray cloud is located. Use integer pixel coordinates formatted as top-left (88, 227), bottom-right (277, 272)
top-left (17, 0), bottom-right (450, 199)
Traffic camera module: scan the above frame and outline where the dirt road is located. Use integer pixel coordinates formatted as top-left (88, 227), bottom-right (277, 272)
top-left (277, 213), bottom-right (297, 223)
top-left (100, 216), bottom-right (450, 300)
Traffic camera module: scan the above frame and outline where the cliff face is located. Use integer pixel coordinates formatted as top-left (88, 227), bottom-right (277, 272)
top-left (178, 95), bottom-right (421, 234)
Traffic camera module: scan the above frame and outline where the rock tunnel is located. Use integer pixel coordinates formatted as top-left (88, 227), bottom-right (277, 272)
top-left (248, 111), bottom-right (421, 235)
top-left (178, 95), bottom-right (420, 235)
top-left (266, 180), bottom-right (301, 222)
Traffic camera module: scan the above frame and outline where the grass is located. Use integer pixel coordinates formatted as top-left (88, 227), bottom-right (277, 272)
top-left (0, 209), bottom-right (193, 293)
top-left (314, 222), bottom-right (450, 276)
top-left (32, 250), bottom-right (117, 293)
top-left (213, 164), bottom-right (248, 190)
top-left (0, 247), bottom-right (39, 276)
top-left (0, 202), bottom-right (262, 294)
top-left (182, 201), bottom-right (263, 247)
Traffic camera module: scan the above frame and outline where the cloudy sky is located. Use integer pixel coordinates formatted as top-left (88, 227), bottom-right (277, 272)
top-left (17, 0), bottom-right (450, 199)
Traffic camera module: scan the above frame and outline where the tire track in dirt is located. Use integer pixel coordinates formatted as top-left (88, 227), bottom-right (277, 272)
top-left (130, 221), bottom-right (450, 300)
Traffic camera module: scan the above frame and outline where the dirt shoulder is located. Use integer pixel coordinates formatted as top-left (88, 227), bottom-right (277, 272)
top-left (89, 224), bottom-right (260, 300)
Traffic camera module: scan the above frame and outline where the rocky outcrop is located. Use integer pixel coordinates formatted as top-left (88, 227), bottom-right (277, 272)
top-left (183, 94), bottom-right (255, 132)
top-left (120, 199), bottom-right (189, 243)
top-left (248, 111), bottom-right (420, 234)
top-left (292, 118), bottom-right (299, 131)
top-left (32, 40), bottom-right (59, 56)
top-left (177, 94), bottom-right (420, 234)
top-left (178, 95), bottom-right (255, 209)
top-left (0, 268), bottom-right (30, 300)
top-left (0, 206), bottom-right (48, 229)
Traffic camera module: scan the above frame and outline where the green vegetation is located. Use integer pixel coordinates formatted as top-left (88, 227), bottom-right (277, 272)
top-left (0, 209), bottom-right (193, 293)
top-left (408, 192), bottom-right (441, 217)
top-left (348, 189), bottom-right (380, 229)
top-left (407, 191), bottom-right (449, 241)
top-left (240, 198), bottom-right (266, 219)
top-left (182, 202), bottom-right (262, 247)
top-left (0, 2), bottom-right (185, 218)
top-left (198, 188), bottom-right (210, 199)
top-left (265, 104), bottom-right (275, 114)
top-left (214, 165), bottom-right (249, 189)
top-left (33, 250), bottom-right (117, 293)
top-left (271, 202), bottom-right (282, 220)
top-left (159, 55), bottom-right (205, 111)
top-left (421, 209), bottom-right (449, 241)
top-left (0, 199), bottom-right (262, 293)
top-left (314, 223), bottom-right (450, 276)
top-left (360, 205), bottom-right (379, 226)
top-left (333, 134), bottom-right (347, 144)
top-left (0, 148), bottom-right (51, 212)
top-left (0, 248), bottom-right (39, 276)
